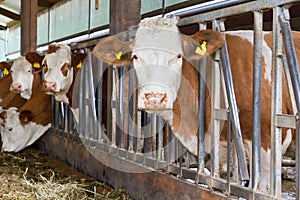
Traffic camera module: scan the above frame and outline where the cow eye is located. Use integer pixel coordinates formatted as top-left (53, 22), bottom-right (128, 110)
top-left (177, 54), bottom-right (182, 59)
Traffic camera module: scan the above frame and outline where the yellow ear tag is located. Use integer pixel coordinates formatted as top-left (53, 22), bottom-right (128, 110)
top-left (114, 51), bottom-right (123, 60)
top-left (3, 115), bottom-right (6, 122)
top-left (76, 61), bottom-right (83, 69)
top-left (33, 62), bottom-right (41, 68)
top-left (24, 117), bottom-right (28, 122)
top-left (195, 41), bottom-right (207, 56)
top-left (3, 68), bottom-right (9, 75)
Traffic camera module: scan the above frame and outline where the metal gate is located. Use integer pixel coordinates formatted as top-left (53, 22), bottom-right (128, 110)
top-left (47, 0), bottom-right (300, 199)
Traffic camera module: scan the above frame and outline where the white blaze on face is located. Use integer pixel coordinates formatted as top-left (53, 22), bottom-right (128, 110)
top-left (43, 43), bottom-right (72, 103)
top-left (1, 107), bottom-right (50, 152)
top-left (10, 56), bottom-right (34, 100)
top-left (132, 17), bottom-right (183, 110)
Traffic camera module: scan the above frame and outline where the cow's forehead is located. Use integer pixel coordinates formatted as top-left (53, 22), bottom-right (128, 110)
top-left (133, 18), bottom-right (182, 54)
top-left (44, 44), bottom-right (71, 68)
top-left (11, 56), bottom-right (31, 71)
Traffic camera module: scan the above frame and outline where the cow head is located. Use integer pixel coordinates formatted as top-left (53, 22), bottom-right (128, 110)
top-left (42, 43), bottom-right (87, 104)
top-left (0, 107), bottom-right (50, 152)
top-left (9, 53), bottom-right (44, 100)
top-left (93, 17), bottom-right (223, 111)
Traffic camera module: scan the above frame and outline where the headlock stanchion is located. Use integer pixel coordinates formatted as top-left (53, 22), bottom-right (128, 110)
top-left (40, 0), bottom-right (300, 199)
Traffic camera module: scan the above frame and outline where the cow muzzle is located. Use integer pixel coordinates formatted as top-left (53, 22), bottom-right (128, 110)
top-left (140, 92), bottom-right (169, 110)
top-left (42, 81), bottom-right (57, 93)
top-left (10, 83), bottom-right (23, 92)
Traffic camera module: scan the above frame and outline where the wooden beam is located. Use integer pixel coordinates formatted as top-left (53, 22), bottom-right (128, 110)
top-left (21, 0), bottom-right (38, 55)
top-left (0, 7), bottom-right (20, 20)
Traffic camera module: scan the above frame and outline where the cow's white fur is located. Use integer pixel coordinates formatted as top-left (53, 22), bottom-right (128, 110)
top-left (10, 56), bottom-right (34, 99)
top-left (133, 17), bottom-right (183, 110)
top-left (1, 107), bottom-right (51, 152)
top-left (43, 43), bottom-right (73, 104)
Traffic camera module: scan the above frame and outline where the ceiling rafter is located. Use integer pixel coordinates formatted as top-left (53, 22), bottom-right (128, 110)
top-left (0, 7), bottom-right (20, 20)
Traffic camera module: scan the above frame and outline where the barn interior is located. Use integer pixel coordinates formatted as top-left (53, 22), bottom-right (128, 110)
top-left (0, 0), bottom-right (300, 199)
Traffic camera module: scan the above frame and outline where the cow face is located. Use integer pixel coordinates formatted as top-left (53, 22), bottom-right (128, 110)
top-left (0, 107), bottom-right (50, 152)
top-left (42, 43), bottom-right (87, 104)
top-left (93, 17), bottom-right (224, 111)
top-left (42, 43), bottom-right (73, 100)
top-left (9, 53), bottom-right (43, 100)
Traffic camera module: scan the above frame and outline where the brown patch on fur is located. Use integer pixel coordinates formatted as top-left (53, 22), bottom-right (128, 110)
top-left (47, 44), bottom-right (61, 54)
top-left (61, 63), bottom-right (71, 77)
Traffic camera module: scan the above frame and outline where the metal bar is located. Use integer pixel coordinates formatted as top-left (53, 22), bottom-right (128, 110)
top-left (210, 20), bottom-right (221, 179)
top-left (198, 22), bottom-right (207, 174)
top-left (96, 63), bottom-right (103, 141)
top-left (157, 116), bottom-right (164, 160)
top-left (78, 55), bottom-right (85, 137)
top-left (128, 67), bottom-right (134, 151)
top-left (251, 10), bottom-right (263, 191)
top-left (177, 0), bottom-right (299, 26)
top-left (296, 112), bottom-right (300, 199)
top-left (118, 67), bottom-right (125, 148)
top-left (218, 22), bottom-right (249, 181)
top-left (226, 108), bottom-right (232, 197)
top-left (270, 6), bottom-right (283, 197)
top-left (279, 8), bottom-right (300, 111)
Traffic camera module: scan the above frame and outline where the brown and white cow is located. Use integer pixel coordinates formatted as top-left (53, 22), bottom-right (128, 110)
top-left (41, 43), bottom-right (87, 122)
top-left (0, 52), bottom-right (52, 152)
top-left (92, 17), bottom-right (299, 193)
top-left (0, 62), bottom-right (12, 103)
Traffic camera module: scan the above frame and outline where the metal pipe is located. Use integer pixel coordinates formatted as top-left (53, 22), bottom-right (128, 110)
top-left (270, 6), bottom-right (283, 197)
top-left (118, 67), bottom-right (125, 148)
top-left (128, 67), bottom-right (134, 151)
top-left (96, 61), bottom-right (103, 141)
top-left (198, 22), bottom-right (207, 173)
top-left (252, 11), bottom-right (263, 190)
top-left (279, 10), bottom-right (300, 111)
top-left (219, 30), bottom-right (249, 181)
top-left (296, 112), bottom-right (300, 199)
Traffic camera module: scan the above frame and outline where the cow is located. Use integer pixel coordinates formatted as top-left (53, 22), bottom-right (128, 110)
top-left (92, 17), bottom-right (299, 193)
top-left (0, 62), bottom-right (12, 103)
top-left (41, 43), bottom-right (87, 123)
top-left (0, 52), bottom-right (51, 152)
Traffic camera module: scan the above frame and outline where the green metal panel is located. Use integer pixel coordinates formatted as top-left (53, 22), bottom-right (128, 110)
top-left (49, 0), bottom-right (89, 41)
top-left (166, 0), bottom-right (189, 6)
top-left (141, 0), bottom-right (162, 14)
top-left (6, 26), bottom-right (20, 56)
top-left (90, 0), bottom-right (109, 29)
top-left (37, 11), bottom-right (49, 45)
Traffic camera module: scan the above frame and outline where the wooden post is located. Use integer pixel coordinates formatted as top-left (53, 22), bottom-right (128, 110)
top-left (107, 0), bottom-right (141, 147)
top-left (21, 0), bottom-right (38, 55)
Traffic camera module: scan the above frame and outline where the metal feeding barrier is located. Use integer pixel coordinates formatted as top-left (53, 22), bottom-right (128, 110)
top-left (48, 0), bottom-right (300, 199)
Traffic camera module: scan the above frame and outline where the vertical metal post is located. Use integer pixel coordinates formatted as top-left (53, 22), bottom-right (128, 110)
top-left (198, 22), bottom-right (207, 174)
top-left (118, 67), bottom-right (125, 148)
top-left (79, 56), bottom-right (85, 137)
top-left (252, 11), bottom-right (263, 191)
top-left (271, 6), bottom-right (283, 197)
top-left (96, 63), bottom-right (103, 141)
top-left (296, 112), bottom-right (300, 199)
top-left (157, 116), bottom-right (164, 160)
top-left (226, 108), bottom-right (232, 196)
top-left (218, 21), bottom-right (249, 182)
top-left (128, 68), bottom-right (134, 151)
top-left (210, 20), bottom-right (221, 179)
top-left (279, 8), bottom-right (300, 111)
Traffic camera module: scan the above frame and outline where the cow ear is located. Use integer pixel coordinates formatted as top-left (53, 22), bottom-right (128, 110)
top-left (0, 62), bottom-right (11, 75)
top-left (19, 110), bottom-right (32, 126)
top-left (0, 110), bottom-right (7, 122)
top-left (25, 52), bottom-right (44, 72)
top-left (93, 34), bottom-right (133, 67)
top-left (182, 30), bottom-right (224, 62)
top-left (71, 52), bottom-right (87, 69)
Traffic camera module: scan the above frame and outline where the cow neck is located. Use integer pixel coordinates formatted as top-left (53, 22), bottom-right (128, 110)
top-left (0, 92), bottom-right (27, 109)
top-left (66, 62), bottom-right (81, 107)
top-left (170, 59), bottom-right (204, 155)
top-left (19, 85), bottom-right (52, 126)
top-left (0, 75), bottom-right (12, 99)
top-left (32, 71), bottom-right (42, 98)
